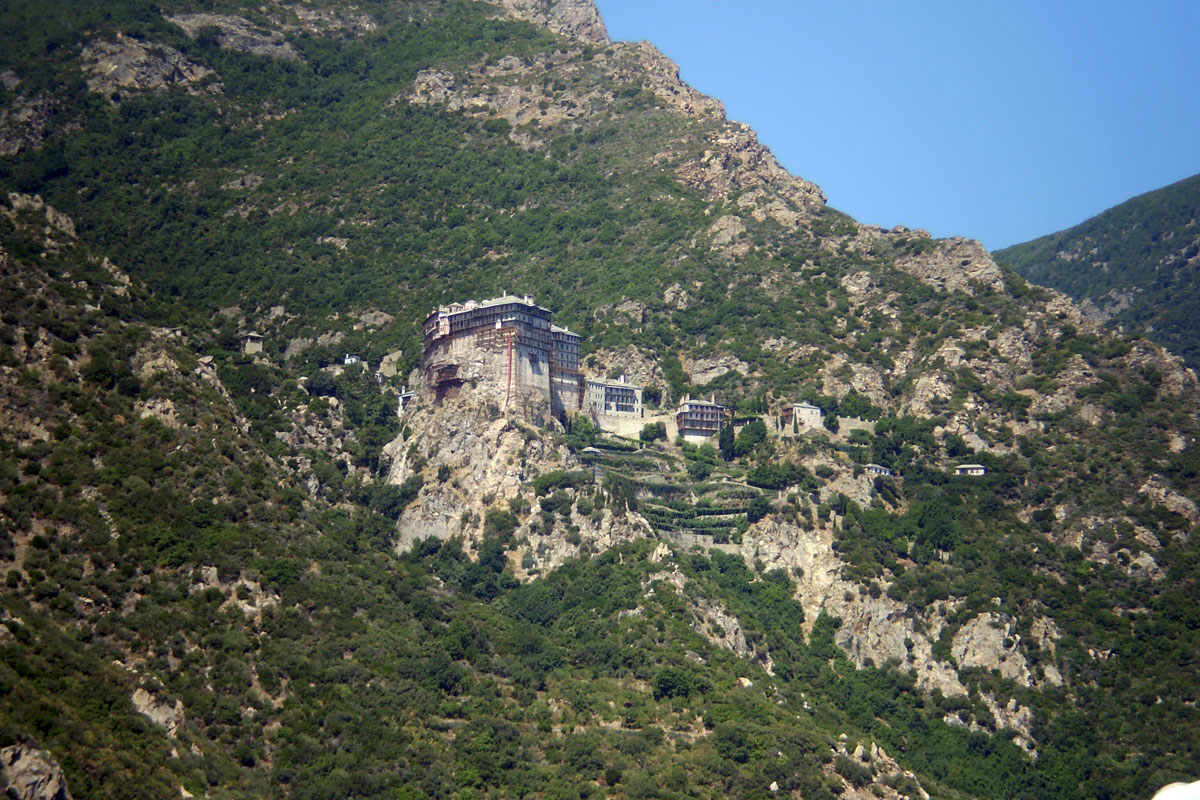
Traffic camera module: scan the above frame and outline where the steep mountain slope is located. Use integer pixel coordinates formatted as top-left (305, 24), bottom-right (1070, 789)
top-left (0, 1), bottom-right (1198, 799)
top-left (995, 173), bottom-right (1200, 369)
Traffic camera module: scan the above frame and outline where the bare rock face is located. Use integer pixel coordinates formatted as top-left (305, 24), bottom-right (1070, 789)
top-left (482, 0), bottom-right (609, 43)
top-left (691, 596), bottom-right (753, 659)
top-left (685, 353), bottom-right (753, 385)
top-left (737, 519), bottom-right (965, 697)
top-left (267, 4), bottom-right (378, 36)
top-left (1028, 353), bottom-right (1100, 418)
top-left (663, 283), bottom-right (689, 310)
top-left (1124, 341), bottom-right (1197, 397)
top-left (818, 355), bottom-right (890, 411)
top-left (840, 270), bottom-right (875, 297)
top-left (516, 500), bottom-right (651, 576)
top-left (615, 41), bottom-right (723, 118)
top-left (385, 379), bottom-right (651, 569)
top-left (168, 14), bottom-right (301, 61)
top-left (384, 382), bottom-right (559, 548)
top-left (1, 740), bottom-right (73, 800)
top-left (132, 686), bottom-right (186, 739)
top-left (894, 237), bottom-right (1005, 295)
top-left (733, 519), bottom-right (1042, 740)
top-left (187, 566), bottom-right (281, 621)
top-left (4, 194), bottom-right (76, 252)
top-left (704, 215), bottom-right (748, 255)
top-left (408, 39), bottom-right (722, 140)
top-left (610, 299), bottom-right (647, 327)
top-left (902, 370), bottom-right (955, 417)
top-left (405, 24), bottom-right (824, 231)
top-left (1078, 288), bottom-right (1138, 324)
top-left (80, 36), bottom-right (215, 99)
top-left (831, 740), bottom-right (931, 800)
top-left (1139, 475), bottom-right (1200, 528)
top-left (993, 328), bottom-right (1034, 371)
top-left (1029, 615), bottom-right (1061, 655)
top-left (819, 471), bottom-right (876, 513)
top-left (583, 348), bottom-right (665, 395)
top-left (675, 121), bottom-right (826, 219)
top-left (951, 612), bottom-right (1035, 687)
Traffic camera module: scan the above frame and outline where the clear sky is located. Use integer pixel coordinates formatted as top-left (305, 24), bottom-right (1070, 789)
top-left (592, 1), bottom-right (1200, 250)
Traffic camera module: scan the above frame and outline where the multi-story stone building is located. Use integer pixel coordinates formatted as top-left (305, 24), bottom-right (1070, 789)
top-left (421, 294), bottom-right (582, 418)
top-left (550, 324), bottom-right (583, 418)
top-left (585, 375), bottom-right (643, 422)
top-left (675, 394), bottom-right (729, 439)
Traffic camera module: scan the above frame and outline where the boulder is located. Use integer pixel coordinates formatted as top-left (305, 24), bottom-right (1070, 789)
top-left (1, 740), bottom-right (72, 800)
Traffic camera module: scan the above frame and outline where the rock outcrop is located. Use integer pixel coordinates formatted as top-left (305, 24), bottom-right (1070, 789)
top-left (187, 566), bottom-right (281, 621)
top-left (132, 686), bottom-right (186, 739)
top-left (406, 38), bottom-right (723, 146)
top-left (405, 34), bottom-right (823, 219)
top-left (0, 93), bottom-right (56, 157)
top-left (894, 237), bottom-right (1006, 295)
top-left (167, 14), bottom-right (302, 61)
top-left (1, 740), bottom-right (72, 800)
top-left (583, 348), bottom-right (665, 395)
top-left (384, 380), bottom-right (650, 564)
top-left (685, 353), bottom-right (753, 385)
top-left (483, 0), bottom-right (609, 43)
top-left (675, 121), bottom-right (826, 219)
top-left (80, 36), bottom-right (215, 99)
top-left (951, 612), bottom-right (1036, 687)
top-left (1139, 475), bottom-right (1200, 528)
top-left (737, 518), bottom-right (965, 697)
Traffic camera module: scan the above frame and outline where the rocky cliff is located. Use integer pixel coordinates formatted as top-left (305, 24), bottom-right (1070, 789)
top-left (484, 0), bottom-right (609, 43)
top-left (1, 740), bottom-right (72, 800)
top-left (384, 377), bottom-right (651, 567)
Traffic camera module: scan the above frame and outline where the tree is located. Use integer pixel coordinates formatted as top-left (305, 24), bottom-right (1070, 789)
top-left (718, 422), bottom-right (735, 461)
top-left (747, 495), bottom-right (771, 523)
top-left (652, 667), bottom-right (692, 700)
top-left (734, 419), bottom-right (767, 457)
top-left (639, 421), bottom-right (666, 442)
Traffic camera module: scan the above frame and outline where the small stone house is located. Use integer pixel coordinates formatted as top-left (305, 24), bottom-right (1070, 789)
top-left (241, 331), bottom-right (264, 355)
top-left (782, 401), bottom-right (823, 430)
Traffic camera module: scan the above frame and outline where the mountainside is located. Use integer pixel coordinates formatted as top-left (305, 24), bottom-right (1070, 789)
top-left (995, 173), bottom-right (1200, 370)
top-left (1, 2), bottom-right (1199, 799)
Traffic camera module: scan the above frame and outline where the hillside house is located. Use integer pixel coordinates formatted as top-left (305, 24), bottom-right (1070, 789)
top-left (241, 331), bottom-right (264, 355)
top-left (864, 463), bottom-right (893, 477)
top-left (676, 394), bottom-right (729, 439)
top-left (782, 401), bottom-right (823, 430)
top-left (398, 386), bottom-right (414, 414)
top-left (955, 464), bottom-right (987, 476)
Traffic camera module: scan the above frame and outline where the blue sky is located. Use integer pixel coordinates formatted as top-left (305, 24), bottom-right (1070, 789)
top-left (592, 1), bottom-right (1200, 250)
